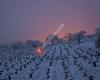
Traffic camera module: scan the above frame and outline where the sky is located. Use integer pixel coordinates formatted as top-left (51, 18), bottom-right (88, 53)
top-left (0, 0), bottom-right (100, 42)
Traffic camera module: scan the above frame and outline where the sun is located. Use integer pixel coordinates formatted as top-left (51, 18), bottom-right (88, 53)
top-left (35, 46), bottom-right (44, 56)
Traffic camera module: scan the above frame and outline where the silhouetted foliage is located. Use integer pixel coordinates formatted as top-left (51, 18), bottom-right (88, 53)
top-left (95, 38), bottom-right (100, 48)
top-left (95, 27), bottom-right (100, 48)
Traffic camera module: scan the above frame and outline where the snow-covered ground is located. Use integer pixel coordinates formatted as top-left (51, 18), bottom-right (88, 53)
top-left (0, 40), bottom-right (100, 80)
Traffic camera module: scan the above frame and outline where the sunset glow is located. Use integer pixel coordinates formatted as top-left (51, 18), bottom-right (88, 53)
top-left (0, 0), bottom-right (100, 42)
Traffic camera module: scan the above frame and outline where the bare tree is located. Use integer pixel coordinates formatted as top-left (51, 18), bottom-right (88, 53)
top-left (95, 27), bottom-right (100, 39)
top-left (95, 27), bottom-right (100, 48)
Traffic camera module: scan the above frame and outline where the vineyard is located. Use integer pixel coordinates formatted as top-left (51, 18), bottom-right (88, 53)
top-left (0, 39), bottom-right (100, 80)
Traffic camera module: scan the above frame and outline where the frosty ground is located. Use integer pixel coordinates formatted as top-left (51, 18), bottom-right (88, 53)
top-left (0, 39), bottom-right (100, 80)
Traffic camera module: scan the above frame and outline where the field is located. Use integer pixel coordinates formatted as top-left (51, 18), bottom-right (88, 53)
top-left (0, 39), bottom-right (100, 80)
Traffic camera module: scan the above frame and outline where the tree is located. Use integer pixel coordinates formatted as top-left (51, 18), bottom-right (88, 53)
top-left (45, 34), bottom-right (59, 45)
top-left (11, 42), bottom-right (25, 50)
top-left (95, 27), bottom-right (100, 48)
top-left (45, 34), bottom-right (53, 41)
top-left (26, 40), bottom-right (42, 48)
top-left (67, 33), bottom-right (72, 42)
top-left (76, 30), bottom-right (86, 43)
top-left (95, 27), bottom-right (100, 39)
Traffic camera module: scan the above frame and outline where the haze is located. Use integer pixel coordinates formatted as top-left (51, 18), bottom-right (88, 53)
top-left (0, 0), bottom-right (100, 42)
